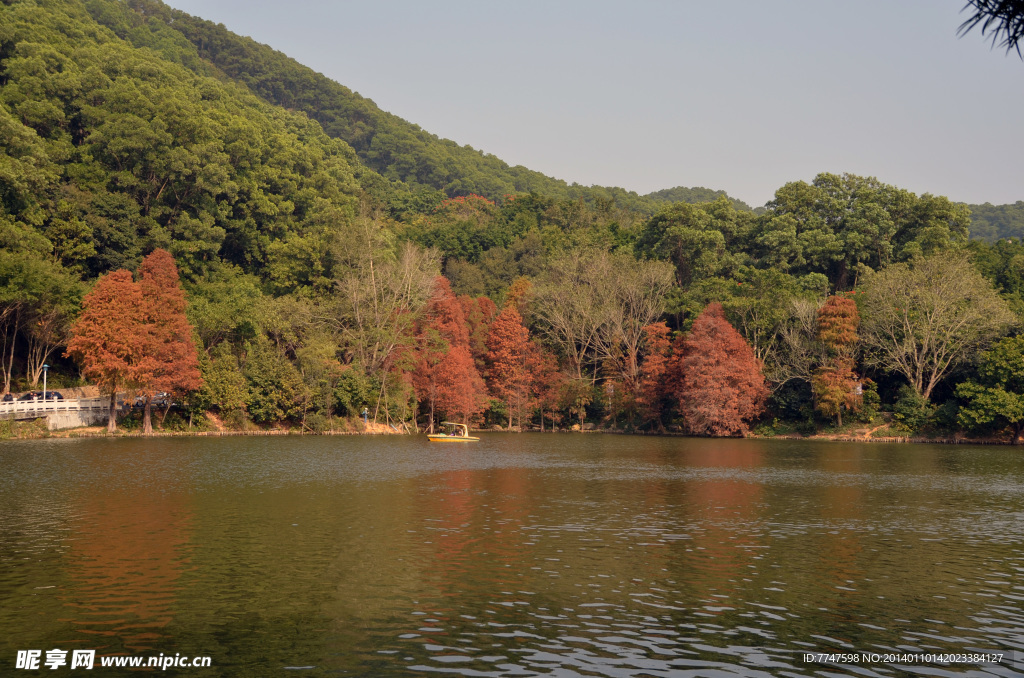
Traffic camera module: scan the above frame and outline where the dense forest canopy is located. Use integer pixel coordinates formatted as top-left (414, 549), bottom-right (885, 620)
top-left (966, 201), bottom-right (1024, 241)
top-left (2, 0), bottom-right (1024, 439)
top-left (643, 186), bottom-right (755, 213)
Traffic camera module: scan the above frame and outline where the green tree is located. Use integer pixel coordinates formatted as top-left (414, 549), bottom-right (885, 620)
top-left (967, 237), bottom-right (1024, 318)
top-left (199, 342), bottom-right (249, 414)
top-left (0, 252), bottom-right (79, 393)
top-left (956, 336), bottom-right (1024, 442)
top-left (635, 197), bottom-right (748, 286)
top-left (754, 173), bottom-right (969, 288)
top-left (242, 336), bottom-right (308, 424)
top-left (968, 202), bottom-right (1024, 241)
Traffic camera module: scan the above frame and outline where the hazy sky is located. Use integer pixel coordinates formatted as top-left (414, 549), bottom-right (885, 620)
top-left (164, 0), bottom-right (1024, 207)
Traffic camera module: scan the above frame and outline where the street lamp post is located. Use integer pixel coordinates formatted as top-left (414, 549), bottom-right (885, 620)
top-left (42, 364), bottom-right (48, 402)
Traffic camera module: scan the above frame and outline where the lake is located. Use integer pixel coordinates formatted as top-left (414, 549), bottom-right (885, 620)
top-left (1, 434), bottom-right (1023, 676)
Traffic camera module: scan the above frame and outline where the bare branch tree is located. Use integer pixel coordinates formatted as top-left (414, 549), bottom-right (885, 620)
top-left (769, 298), bottom-right (828, 392)
top-left (533, 249), bottom-right (610, 381)
top-left (329, 215), bottom-right (440, 377)
top-left (593, 254), bottom-right (674, 390)
top-left (860, 253), bottom-right (1015, 400)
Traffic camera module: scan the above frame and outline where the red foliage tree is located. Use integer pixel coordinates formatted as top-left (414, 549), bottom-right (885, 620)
top-left (817, 295), bottom-right (859, 355)
top-left (636, 321), bottom-right (673, 431)
top-left (813, 294), bottom-right (861, 426)
top-left (679, 303), bottom-right (768, 436)
top-left (427, 277), bottom-right (469, 345)
top-left (433, 345), bottom-right (487, 424)
top-left (66, 270), bottom-right (146, 432)
top-left (137, 250), bottom-right (203, 434)
top-left (486, 304), bottom-right (531, 428)
top-left (527, 340), bottom-right (564, 431)
top-left (432, 194), bottom-right (497, 225)
top-left (66, 251), bottom-right (203, 434)
top-left (414, 277), bottom-right (487, 430)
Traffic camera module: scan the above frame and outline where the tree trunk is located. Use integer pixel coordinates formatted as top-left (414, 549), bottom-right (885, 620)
top-left (107, 390), bottom-right (117, 433)
top-left (26, 315), bottom-right (62, 387)
top-left (837, 409), bottom-right (843, 428)
top-left (3, 307), bottom-right (19, 395)
top-left (143, 395), bottom-right (153, 435)
top-left (159, 400), bottom-right (172, 425)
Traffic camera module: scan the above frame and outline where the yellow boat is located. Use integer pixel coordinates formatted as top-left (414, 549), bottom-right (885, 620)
top-left (427, 422), bottom-right (480, 442)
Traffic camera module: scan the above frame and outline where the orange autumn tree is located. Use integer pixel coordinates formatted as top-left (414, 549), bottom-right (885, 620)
top-left (67, 251), bottom-right (203, 434)
top-left (66, 270), bottom-right (146, 432)
top-left (636, 321), bottom-right (673, 431)
top-left (433, 344), bottom-right (486, 424)
top-left (679, 303), bottom-right (768, 436)
top-left (812, 361), bottom-right (860, 427)
top-left (137, 250), bottom-right (203, 434)
top-left (413, 277), bottom-right (486, 430)
top-left (486, 303), bottom-right (532, 429)
top-left (505, 276), bottom-right (532, 311)
top-left (812, 294), bottom-right (861, 426)
top-left (818, 294), bottom-right (860, 350)
top-left (528, 340), bottom-right (564, 431)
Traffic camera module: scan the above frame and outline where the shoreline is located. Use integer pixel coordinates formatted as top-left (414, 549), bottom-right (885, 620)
top-left (1, 423), bottom-right (1017, 445)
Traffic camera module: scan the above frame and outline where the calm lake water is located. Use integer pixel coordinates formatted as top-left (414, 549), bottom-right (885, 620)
top-left (2, 434), bottom-right (1024, 676)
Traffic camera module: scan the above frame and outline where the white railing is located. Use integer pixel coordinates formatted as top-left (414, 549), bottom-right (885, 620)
top-left (0, 397), bottom-right (113, 420)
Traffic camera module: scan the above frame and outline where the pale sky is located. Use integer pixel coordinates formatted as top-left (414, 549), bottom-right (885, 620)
top-left (164, 0), bottom-right (1024, 207)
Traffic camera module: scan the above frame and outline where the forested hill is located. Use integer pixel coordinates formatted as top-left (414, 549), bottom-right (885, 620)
top-left (0, 0), bottom-right (379, 281)
top-left (967, 202), bottom-right (1024, 242)
top-left (98, 0), bottom-right (1024, 235)
top-left (644, 186), bottom-right (755, 213)
top-left (84, 0), bottom-right (630, 204)
top-left (83, 0), bottom-right (750, 214)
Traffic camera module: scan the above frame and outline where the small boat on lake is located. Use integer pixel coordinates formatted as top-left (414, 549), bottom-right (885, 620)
top-left (427, 422), bottom-right (479, 442)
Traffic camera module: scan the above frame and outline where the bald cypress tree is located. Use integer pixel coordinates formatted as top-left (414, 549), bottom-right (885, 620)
top-left (486, 304), bottom-right (531, 429)
top-left (679, 303), bottom-right (768, 436)
top-left (413, 277), bottom-right (486, 430)
top-left (813, 294), bottom-right (860, 427)
top-left (138, 249), bottom-right (202, 434)
top-left (66, 270), bottom-right (146, 432)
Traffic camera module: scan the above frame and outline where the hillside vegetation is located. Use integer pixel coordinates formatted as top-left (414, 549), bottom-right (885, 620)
top-left (82, 0), bottom-right (666, 212)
